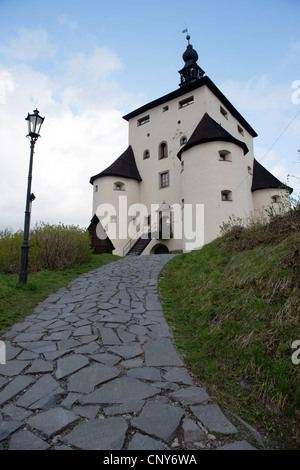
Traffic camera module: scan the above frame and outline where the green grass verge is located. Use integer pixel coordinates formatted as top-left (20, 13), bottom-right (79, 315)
top-left (0, 254), bottom-right (121, 336)
top-left (159, 231), bottom-right (300, 449)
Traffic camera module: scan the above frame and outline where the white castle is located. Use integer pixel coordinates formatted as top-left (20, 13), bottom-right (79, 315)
top-left (89, 36), bottom-right (290, 256)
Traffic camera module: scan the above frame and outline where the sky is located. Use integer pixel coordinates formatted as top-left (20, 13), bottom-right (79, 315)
top-left (0, 0), bottom-right (299, 232)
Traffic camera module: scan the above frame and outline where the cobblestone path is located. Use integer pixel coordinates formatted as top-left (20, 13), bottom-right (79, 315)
top-left (0, 255), bottom-right (258, 450)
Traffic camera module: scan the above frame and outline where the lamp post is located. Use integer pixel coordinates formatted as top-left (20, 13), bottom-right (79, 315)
top-left (19, 109), bottom-right (45, 285)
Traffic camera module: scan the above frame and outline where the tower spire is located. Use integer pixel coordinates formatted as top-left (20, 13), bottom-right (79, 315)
top-left (178, 33), bottom-right (205, 87)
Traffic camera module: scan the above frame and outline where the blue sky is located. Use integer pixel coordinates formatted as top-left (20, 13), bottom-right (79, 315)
top-left (0, 0), bottom-right (299, 231)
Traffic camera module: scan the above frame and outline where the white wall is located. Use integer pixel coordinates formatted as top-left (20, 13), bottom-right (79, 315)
top-left (182, 141), bottom-right (252, 249)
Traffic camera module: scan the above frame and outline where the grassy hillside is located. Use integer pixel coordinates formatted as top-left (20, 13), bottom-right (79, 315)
top-left (159, 206), bottom-right (300, 449)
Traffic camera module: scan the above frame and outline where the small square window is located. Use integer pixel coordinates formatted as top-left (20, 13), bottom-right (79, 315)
top-left (137, 115), bottom-right (150, 126)
top-left (238, 125), bottom-right (244, 136)
top-left (220, 106), bottom-right (228, 119)
top-left (179, 96), bottom-right (194, 108)
top-left (163, 106), bottom-right (169, 112)
top-left (221, 190), bottom-right (232, 201)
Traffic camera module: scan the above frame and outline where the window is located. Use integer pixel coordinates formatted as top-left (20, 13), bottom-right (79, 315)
top-left (221, 190), bottom-right (232, 201)
top-left (220, 106), bottom-right (228, 119)
top-left (160, 171), bottom-right (169, 188)
top-left (271, 195), bottom-right (281, 203)
top-left (114, 182), bottom-right (125, 191)
top-left (238, 125), bottom-right (244, 136)
top-left (95, 185), bottom-right (98, 192)
top-left (219, 150), bottom-right (231, 161)
top-left (179, 96), bottom-right (194, 108)
top-left (159, 141), bottom-right (168, 159)
top-left (180, 136), bottom-right (187, 146)
top-left (143, 149), bottom-right (150, 159)
top-left (137, 115), bottom-right (150, 126)
top-left (248, 166), bottom-right (252, 175)
top-left (163, 105), bottom-right (169, 112)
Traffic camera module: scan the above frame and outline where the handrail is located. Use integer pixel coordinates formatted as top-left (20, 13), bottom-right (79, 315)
top-left (123, 223), bottom-right (158, 256)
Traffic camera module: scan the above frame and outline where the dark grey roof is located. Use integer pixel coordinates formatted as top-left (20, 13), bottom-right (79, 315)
top-left (251, 159), bottom-right (293, 192)
top-left (123, 76), bottom-right (257, 138)
top-left (90, 146), bottom-right (142, 184)
top-left (177, 112), bottom-right (249, 160)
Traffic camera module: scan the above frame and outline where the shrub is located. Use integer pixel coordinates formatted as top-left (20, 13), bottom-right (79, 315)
top-left (0, 223), bottom-right (92, 273)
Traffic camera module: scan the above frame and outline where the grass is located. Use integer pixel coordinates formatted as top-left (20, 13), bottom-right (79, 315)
top-left (159, 209), bottom-right (300, 449)
top-left (0, 253), bottom-right (120, 336)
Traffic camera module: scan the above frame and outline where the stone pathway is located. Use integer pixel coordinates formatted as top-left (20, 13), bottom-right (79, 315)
top-left (0, 255), bottom-right (259, 450)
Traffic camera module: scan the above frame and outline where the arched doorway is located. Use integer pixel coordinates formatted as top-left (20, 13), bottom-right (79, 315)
top-left (151, 243), bottom-right (169, 255)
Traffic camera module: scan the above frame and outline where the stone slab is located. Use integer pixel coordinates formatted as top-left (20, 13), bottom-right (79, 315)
top-left (127, 433), bottom-right (165, 450)
top-left (143, 338), bottom-right (184, 367)
top-left (62, 417), bottom-right (128, 450)
top-left (0, 419), bottom-right (23, 441)
top-left (16, 374), bottom-right (64, 409)
top-left (27, 407), bottom-right (79, 436)
top-left (67, 363), bottom-right (120, 394)
top-left (190, 404), bottom-right (238, 435)
top-left (0, 375), bottom-right (34, 406)
top-left (80, 376), bottom-right (160, 405)
top-left (8, 429), bottom-right (50, 450)
top-left (131, 401), bottom-right (185, 442)
top-left (55, 354), bottom-right (89, 379)
top-left (0, 360), bottom-right (30, 377)
top-left (170, 386), bottom-right (210, 405)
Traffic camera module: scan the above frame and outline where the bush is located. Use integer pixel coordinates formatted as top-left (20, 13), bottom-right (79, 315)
top-left (0, 223), bottom-right (92, 273)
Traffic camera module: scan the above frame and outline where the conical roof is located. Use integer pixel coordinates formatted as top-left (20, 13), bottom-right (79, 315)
top-left (251, 158), bottom-right (292, 192)
top-left (90, 146), bottom-right (142, 184)
top-left (177, 112), bottom-right (249, 159)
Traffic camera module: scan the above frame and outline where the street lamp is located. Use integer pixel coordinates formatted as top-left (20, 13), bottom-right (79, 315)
top-left (19, 109), bottom-right (45, 285)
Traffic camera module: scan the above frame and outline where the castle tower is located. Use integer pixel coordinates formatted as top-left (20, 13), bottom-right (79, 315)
top-left (89, 37), bottom-right (292, 256)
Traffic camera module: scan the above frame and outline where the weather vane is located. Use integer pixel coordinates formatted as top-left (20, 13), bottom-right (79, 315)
top-left (182, 28), bottom-right (190, 45)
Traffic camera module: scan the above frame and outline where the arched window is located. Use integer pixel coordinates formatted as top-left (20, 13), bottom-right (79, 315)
top-left (159, 141), bottom-right (168, 159)
top-left (221, 190), bottom-right (232, 201)
top-left (271, 195), bottom-right (281, 203)
top-left (114, 182), bottom-right (125, 191)
top-left (219, 150), bottom-right (231, 161)
top-left (143, 149), bottom-right (150, 159)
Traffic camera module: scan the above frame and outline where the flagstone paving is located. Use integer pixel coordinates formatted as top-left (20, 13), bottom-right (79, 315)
top-left (0, 255), bottom-right (260, 450)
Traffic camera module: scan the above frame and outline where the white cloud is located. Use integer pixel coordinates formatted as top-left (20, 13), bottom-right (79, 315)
top-left (0, 28), bottom-right (56, 62)
top-left (57, 14), bottom-right (78, 30)
top-left (0, 43), bottom-right (130, 231)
